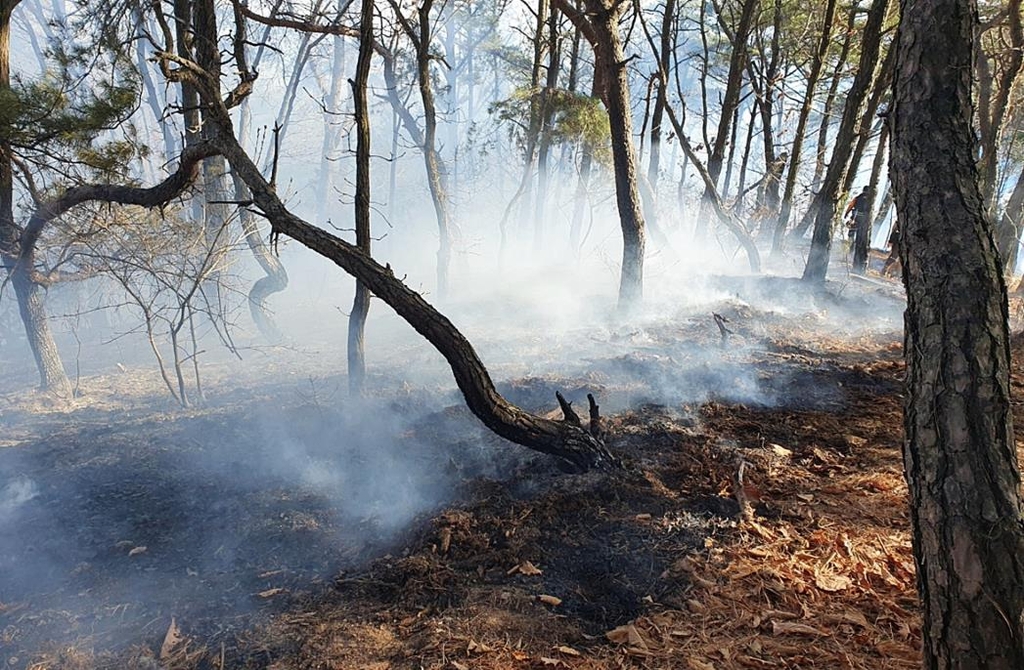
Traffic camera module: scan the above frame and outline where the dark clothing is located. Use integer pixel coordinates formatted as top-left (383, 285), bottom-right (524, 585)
top-left (852, 192), bottom-right (871, 217)
top-left (847, 192), bottom-right (872, 273)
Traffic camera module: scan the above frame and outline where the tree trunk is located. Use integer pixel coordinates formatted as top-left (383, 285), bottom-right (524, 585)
top-left (533, 2), bottom-right (560, 250)
top-left (415, 1), bottom-right (453, 300)
top-left (892, 1), bottom-right (1024, 667)
top-left (213, 125), bottom-right (614, 471)
top-left (646, 0), bottom-right (675, 188)
top-left (591, 0), bottom-right (645, 309)
top-left (316, 2), bottom-right (347, 225)
top-left (0, 0), bottom-right (71, 397)
top-left (706, 0), bottom-right (759, 186)
top-left (977, 0), bottom-right (1024, 209)
top-left (863, 121), bottom-right (889, 248)
top-left (802, 0), bottom-right (889, 283)
top-left (806, 5), bottom-right (857, 209)
top-left (995, 161), bottom-right (1024, 274)
top-left (347, 0), bottom-right (373, 396)
top-left (773, 0), bottom-right (837, 253)
top-left (840, 44), bottom-right (896, 198)
top-left (720, 100), bottom-right (743, 201)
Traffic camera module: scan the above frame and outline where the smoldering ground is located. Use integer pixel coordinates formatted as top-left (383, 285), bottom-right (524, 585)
top-left (0, 382), bottom-right (532, 665)
top-left (0, 193), bottom-right (906, 666)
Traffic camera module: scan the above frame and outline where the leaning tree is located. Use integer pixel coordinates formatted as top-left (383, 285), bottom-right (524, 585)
top-left (48, 0), bottom-right (616, 473)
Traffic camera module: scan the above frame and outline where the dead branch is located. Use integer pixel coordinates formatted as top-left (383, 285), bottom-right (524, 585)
top-left (587, 393), bottom-right (603, 439)
top-left (212, 126), bottom-right (618, 472)
top-left (734, 458), bottom-right (755, 525)
top-left (713, 312), bottom-right (733, 346)
top-left (556, 391), bottom-right (583, 428)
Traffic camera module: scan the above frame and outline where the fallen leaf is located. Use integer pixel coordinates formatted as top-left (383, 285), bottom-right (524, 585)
top-left (538, 594), bottom-right (562, 606)
top-left (771, 620), bottom-right (828, 636)
top-left (128, 546), bottom-right (147, 557)
top-left (160, 618), bottom-right (185, 660)
top-left (635, 513), bottom-right (652, 522)
top-left (844, 435), bottom-right (867, 448)
top-left (257, 588), bottom-right (285, 598)
top-left (467, 639), bottom-right (494, 654)
top-left (814, 570), bottom-right (853, 592)
top-left (451, 662), bottom-right (469, 670)
top-left (540, 658), bottom-right (564, 667)
top-left (518, 561), bottom-right (543, 576)
top-left (555, 645), bottom-right (580, 656)
top-left (438, 527), bottom-right (452, 554)
top-left (832, 609), bottom-right (870, 628)
top-left (605, 624), bottom-right (649, 652)
top-left (511, 650), bottom-right (530, 661)
top-left (768, 443), bottom-right (792, 458)
top-left (689, 660), bottom-right (716, 670)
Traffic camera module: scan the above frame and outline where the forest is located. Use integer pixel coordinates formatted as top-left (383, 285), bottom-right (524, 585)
top-left (1, 0), bottom-right (1023, 667)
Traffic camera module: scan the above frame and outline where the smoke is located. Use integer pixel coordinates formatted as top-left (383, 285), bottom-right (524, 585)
top-left (0, 476), bottom-right (38, 523)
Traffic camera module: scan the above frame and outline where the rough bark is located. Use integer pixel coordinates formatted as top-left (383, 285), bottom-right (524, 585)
top-left (892, 1), bottom-right (1024, 666)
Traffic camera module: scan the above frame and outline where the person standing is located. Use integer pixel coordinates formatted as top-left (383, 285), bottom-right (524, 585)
top-left (844, 186), bottom-right (872, 273)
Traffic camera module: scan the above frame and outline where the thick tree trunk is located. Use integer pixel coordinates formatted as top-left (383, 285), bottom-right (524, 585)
top-left (892, 1), bottom-right (1024, 667)
top-left (347, 0), bottom-right (373, 396)
top-left (802, 0), bottom-right (889, 283)
top-left (9, 264), bottom-right (70, 395)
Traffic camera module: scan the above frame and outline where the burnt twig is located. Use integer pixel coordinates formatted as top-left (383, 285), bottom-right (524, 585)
top-left (556, 391), bottom-right (583, 428)
top-left (734, 458), bottom-right (755, 525)
top-left (713, 312), bottom-right (734, 347)
top-left (587, 393), bottom-right (603, 439)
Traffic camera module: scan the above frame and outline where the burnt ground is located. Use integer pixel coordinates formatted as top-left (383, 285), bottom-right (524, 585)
top-left (0, 272), bottom-right (1007, 669)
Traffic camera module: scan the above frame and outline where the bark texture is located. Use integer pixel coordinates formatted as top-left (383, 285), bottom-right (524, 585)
top-left (891, 0), bottom-right (1024, 666)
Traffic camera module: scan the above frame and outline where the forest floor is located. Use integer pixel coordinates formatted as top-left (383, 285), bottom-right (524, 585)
top-left (3, 265), bottom-right (1023, 670)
